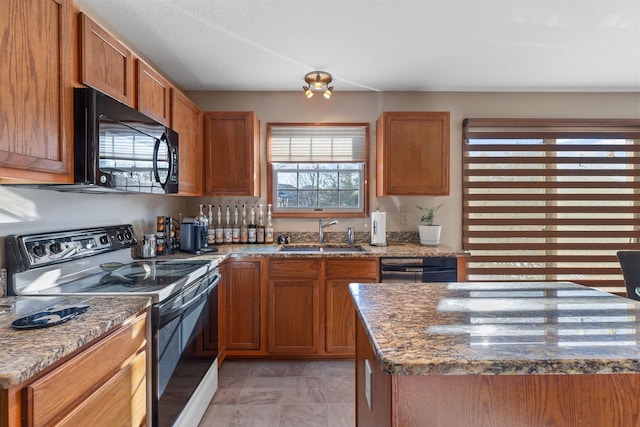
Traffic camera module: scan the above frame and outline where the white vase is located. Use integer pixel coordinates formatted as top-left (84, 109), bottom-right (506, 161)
top-left (418, 224), bottom-right (441, 246)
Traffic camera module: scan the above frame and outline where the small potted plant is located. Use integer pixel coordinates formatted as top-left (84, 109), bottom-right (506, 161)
top-left (417, 203), bottom-right (444, 246)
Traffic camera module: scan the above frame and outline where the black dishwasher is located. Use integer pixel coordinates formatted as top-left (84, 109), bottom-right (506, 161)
top-left (380, 257), bottom-right (457, 282)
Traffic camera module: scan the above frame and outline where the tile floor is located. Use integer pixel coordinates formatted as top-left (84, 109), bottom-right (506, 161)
top-left (199, 359), bottom-right (355, 427)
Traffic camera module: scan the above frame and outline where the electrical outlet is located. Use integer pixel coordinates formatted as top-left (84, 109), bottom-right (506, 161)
top-left (400, 211), bottom-right (409, 225)
top-left (365, 359), bottom-right (372, 411)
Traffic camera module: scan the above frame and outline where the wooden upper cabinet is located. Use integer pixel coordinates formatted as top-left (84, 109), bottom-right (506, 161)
top-left (171, 89), bottom-right (203, 195)
top-left (80, 13), bottom-right (134, 106)
top-left (203, 112), bottom-right (260, 196)
top-left (0, 0), bottom-right (73, 183)
top-left (376, 111), bottom-right (450, 196)
top-left (137, 59), bottom-right (172, 126)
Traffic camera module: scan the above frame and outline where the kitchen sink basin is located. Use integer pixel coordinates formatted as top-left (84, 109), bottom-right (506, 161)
top-left (278, 245), bottom-right (366, 253)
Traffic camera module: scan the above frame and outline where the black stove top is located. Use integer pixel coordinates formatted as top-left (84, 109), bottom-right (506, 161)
top-left (46, 259), bottom-right (212, 295)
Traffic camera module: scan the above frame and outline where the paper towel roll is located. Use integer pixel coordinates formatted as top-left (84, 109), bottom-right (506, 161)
top-left (370, 211), bottom-right (387, 246)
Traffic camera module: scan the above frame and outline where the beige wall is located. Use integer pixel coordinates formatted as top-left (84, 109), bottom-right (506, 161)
top-left (1, 92), bottom-right (636, 256)
top-left (188, 91), bottom-right (640, 250)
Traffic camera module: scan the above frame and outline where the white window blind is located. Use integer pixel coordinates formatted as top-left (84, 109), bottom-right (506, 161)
top-left (463, 119), bottom-right (640, 294)
top-left (269, 125), bottom-right (367, 162)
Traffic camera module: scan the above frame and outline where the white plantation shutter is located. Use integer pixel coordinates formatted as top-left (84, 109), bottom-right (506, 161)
top-left (463, 119), bottom-right (640, 294)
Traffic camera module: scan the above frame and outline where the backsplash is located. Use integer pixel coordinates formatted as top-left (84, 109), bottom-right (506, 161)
top-left (277, 231), bottom-right (420, 245)
top-left (0, 269), bottom-right (6, 297)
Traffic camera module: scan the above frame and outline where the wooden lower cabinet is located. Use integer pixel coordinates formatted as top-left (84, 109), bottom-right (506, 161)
top-left (268, 259), bottom-right (321, 354)
top-left (267, 257), bottom-right (379, 357)
top-left (55, 352), bottom-right (146, 427)
top-left (325, 259), bottom-right (379, 355)
top-left (224, 259), bottom-right (261, 351)
top-left (1, 311), bottom-right (147, 427)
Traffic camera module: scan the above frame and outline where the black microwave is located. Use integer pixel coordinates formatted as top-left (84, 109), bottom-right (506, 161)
top-left (74, 87), bottom-right (179, 194)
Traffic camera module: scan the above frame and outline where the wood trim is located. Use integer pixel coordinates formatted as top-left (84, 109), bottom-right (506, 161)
top-left (0, 387), bottom-right (22, 427)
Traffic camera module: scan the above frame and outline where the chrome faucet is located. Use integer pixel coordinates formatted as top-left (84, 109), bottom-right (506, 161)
top-left (319, 219), bottom-right (338, 244)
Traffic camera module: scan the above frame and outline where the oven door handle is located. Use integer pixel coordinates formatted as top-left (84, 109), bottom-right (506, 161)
top-left (158, 273), bottom-right (220, 327)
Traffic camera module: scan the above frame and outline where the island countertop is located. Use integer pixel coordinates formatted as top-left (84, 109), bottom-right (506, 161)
top-left (349, 281), bottom-right (640, 376)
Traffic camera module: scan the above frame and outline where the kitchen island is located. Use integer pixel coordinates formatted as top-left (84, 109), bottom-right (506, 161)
top-left (350, 281), bottom-right (640, 427)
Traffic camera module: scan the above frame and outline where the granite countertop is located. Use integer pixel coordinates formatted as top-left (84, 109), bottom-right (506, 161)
top-left (349, 281), bottom-right (640, 377)
top-left (179, 242), bottom-right (466, 260)
top-left (0, 295), bottom-right (150, 388)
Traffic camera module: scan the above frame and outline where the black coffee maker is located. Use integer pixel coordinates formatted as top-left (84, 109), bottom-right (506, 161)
top-left (180, 219), bottom-right (217, 254)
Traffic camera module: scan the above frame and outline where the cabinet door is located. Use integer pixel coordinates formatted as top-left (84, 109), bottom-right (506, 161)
top-left (326, 258), bottom-right (379, 355)
top-left (171, 89), bottom-right (203, 195)
top-left (225, 260), bottom-right (261, 350)
top-left (56, 352), bottom-right (146, 427)
top-left (268, 278), bottom-right (321, 354)
top-left (376, 112), bottom-right (450, 196)
top-left (268, 259), bottom-right (322, 354)
top-left (203, 112), bottom-right (260, 196)
top-left (0, 0), bottom-right (73, 182)
top-left (80, 13), bottom-right (133, 106)
top-left (137, 59), bottom-right (172, 126)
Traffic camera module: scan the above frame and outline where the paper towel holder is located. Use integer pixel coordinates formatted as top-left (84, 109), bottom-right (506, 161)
top-left (370, 208), bottom-right (388, 246)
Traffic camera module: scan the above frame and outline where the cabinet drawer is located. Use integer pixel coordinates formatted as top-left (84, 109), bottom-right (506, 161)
top-left (326, 258), bottom-right (379, 279)
top-left (269, 259), bottom-right (321, 278)
top-left (26, 313), bottom-right (147, 426)
top-left (55, 351), bottom-right (146, 427)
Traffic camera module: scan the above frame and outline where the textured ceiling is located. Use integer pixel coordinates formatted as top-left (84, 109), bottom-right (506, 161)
top-left (74, 0), bottom-right (640, 93)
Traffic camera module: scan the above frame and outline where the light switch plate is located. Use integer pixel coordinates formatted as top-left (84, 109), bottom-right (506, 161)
top-left (400, 211), bottom-right (408, 225)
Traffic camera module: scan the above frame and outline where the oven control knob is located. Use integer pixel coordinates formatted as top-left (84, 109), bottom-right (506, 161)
top-left (32, 244), bottom-right (47, 258)
top-left (124, 230), bottom-right (133, 241)
top-left (100, 235), bottom-right (109, 245)
top-left (49, 242), bottom-right (63, 254)
top-left (116, 232), bottom-right (124, 242)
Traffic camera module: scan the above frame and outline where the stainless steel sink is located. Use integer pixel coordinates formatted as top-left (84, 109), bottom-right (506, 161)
top-left (278, 245), bottom-right (366, 253)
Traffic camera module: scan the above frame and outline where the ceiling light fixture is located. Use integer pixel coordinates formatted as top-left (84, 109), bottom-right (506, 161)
top-left (302, 71), bottom-right (334, 99)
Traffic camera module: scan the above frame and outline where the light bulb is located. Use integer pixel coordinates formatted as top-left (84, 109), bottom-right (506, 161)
top-left (304, 86), bottom-right (314, 98)
top-left (324, 87), bottom-right (333, 99)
